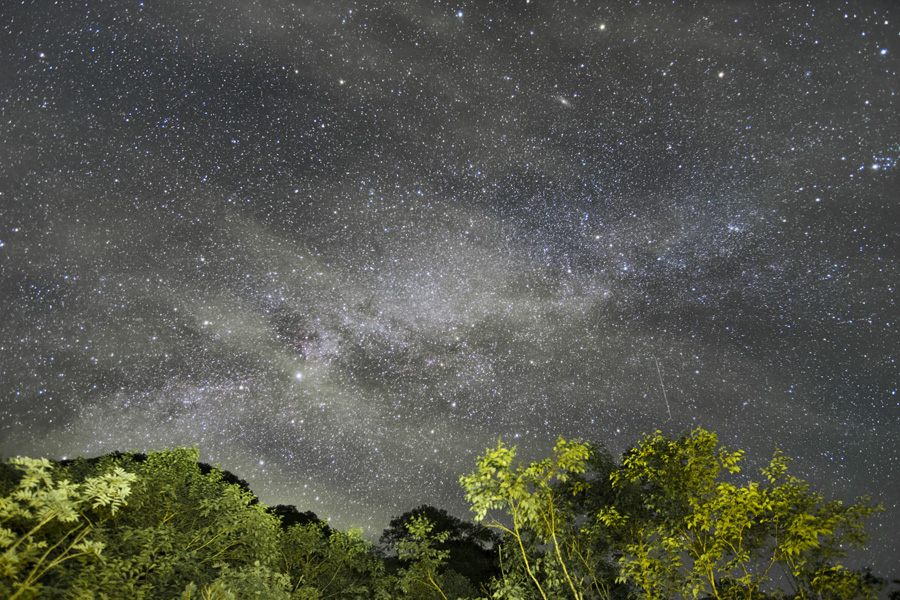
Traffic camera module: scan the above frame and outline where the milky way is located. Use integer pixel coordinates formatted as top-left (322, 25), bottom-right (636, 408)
top-left (1, 0), bottom-right (897, 580)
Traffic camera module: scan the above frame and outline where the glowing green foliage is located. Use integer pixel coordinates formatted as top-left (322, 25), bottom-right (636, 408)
top-left (278, 520), bottom-right (387, 600)
top-left (59, 447), bottom-right (284, 597)
top-left (601, 428), bottom-right (883, 600)
top-left (0, 431), bottom-right (884, 600)
top-left (460, 436), bottom-right (595, 600)
top-left (0, 456), bottom-right (136, 600)
top-left (395, 515), bottom-right (453, 600)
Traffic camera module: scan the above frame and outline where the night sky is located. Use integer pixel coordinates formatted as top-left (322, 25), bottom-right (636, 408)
top-left (1, 0), bottom-right (898, 580)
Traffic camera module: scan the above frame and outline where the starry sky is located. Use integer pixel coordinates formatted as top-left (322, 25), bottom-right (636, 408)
top-left (1, 0), bottom-right (898, 580)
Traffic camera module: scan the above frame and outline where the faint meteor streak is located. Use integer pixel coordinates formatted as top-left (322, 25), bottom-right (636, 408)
top-left (655, 358), bottom-right (672, 419)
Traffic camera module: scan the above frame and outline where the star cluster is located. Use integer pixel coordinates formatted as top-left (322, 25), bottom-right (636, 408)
top-left (1, 0), bottom-right (897, 579)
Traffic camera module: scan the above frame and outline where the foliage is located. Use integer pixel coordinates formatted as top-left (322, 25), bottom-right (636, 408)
top-left (380, 504), bottom-right (498, 550)
top-left (0, 430), bottom-right (886, 600)
top-left (556, 444), bottom-right (637, 600)
top-left (460, 436), bottom-right (601, 600)
top-left (268, 504), bottom-right (330, 532)
top-left (278, 520), bottom-right (387, 600)
top-left (0, 456), bottom-right (136, 600)
top-left (179, 561), bottom-right (293, 600)
top-left (207, 560), bottom-right (292, 599)
top-left (394, 515), bottom-right (453, 599)
top-left (55, 448), bottom-right (284, 598)
top-left (380, 504), bottom-right (499, 591)
top-left (597, 428), bottom-right (884, 600)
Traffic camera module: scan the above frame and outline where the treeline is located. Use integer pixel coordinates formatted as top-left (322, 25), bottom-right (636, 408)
top-left (0, 428), bottom-right (893, 599)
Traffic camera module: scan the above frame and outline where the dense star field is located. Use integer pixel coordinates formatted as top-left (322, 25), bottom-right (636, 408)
top-left (1, 0), bottom-right (897, 580)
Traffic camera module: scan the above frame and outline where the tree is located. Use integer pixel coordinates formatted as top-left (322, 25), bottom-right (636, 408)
top-left (380, 505), bottom-right (498, 550)
top-left (54, 448), bottom-right (284, 598)
top-left (556, 444), bottom-right (637, 600)
top-left (596, 428), bottom-right (883, 600)
top-left (2, 432), bottom-right (887, 600)
top-left (0, 456), bottom-right (136, 600)
top-left (268, 504), bottom-right (330, 532)
top-left (182, 560), bottom-right (292, 600)
top-left (379, 504), bottom-right (499, 592)
top-left (460, 436), bottom-right (596, 600)
top-left (394, 515), bottom-right (454, 600)
top-left (278, 520), bottom-right (387, 599)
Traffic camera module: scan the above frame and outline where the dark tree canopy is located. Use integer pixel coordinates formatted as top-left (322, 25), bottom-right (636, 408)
top-left (267, 504), bottom-right (331, 533)
top-left (380, 504), bottom-right (499, 550)
top-left (380, 504), bottom-right (501, 590)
